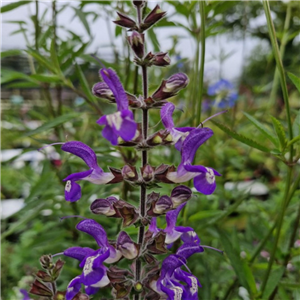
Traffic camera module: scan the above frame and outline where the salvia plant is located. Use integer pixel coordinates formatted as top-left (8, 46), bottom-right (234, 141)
top-left (26, 1), bottom-right (225, 300)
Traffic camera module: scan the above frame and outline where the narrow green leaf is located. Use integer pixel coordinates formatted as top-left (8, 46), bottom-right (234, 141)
top-left (50, 39), bottom-right (62, 75)
top-left (1, 1), bottom-right (31, 13)
top-left (287, 72), bottom-right (300, 93)
top-left (189, 210), bottom-right (221, 221)
top-left (243, 112), bottom-right (279, 147)
top-left (211, 120), bottom-right (270, 153)
top-left (24, 113), bottom-right (80, 136)
top-left (218, 229), bottom-right (257, 297)
top-left (26, 49), bottom-right (56, 73)
top-left (73, 7), bottom-right (91, 36)
top-left (270, 116), bottom-right (287, 151)
top-left (1, 69), bottom-right (39, 84)
top-left (262, 267), bottom-right (285, 299)
top-left (286, 135), bottom-right (300, 148)
top-left (1, 49), bottom-right (22, 58)
top-left (75, 63), bottom-right (95, 102)
top-left (30, 74), bottom-right (62, 83)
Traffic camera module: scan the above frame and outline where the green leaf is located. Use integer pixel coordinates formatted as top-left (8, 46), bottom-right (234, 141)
top-left (24, 113), bottom-right (80, 136)
top-left (218, 229), bottom-right (257, 297)
top-left (1, 49), bottom-right (22, 58)
top-left (287, 72), bottom-right (300, 93)
top-left (189, 210), bottom-right (221, 221)
top-left (211, 120), bottom-right (270, 153)
top-left (147, 28), bottom-right (160, 52)
top-left (50, 39), bottom-right (62, 75)
top-left (262, 267), bottom-right (285, 299)
top-left (286, 135), bottom-right (300, 148)
top-left (1, 1), bottom-right (31, 13)
top-left (243, 112), bottom-right (279, 147)
top-left (1, 69), bottom-right (39, 84)
top-left (75, 63), bottom-right (95, 102)
top-left (30, 74), bottom-right (62, 83)
top-left (73, 7), bottom-right (91, 36)
top-left (26, 49), bottom-right (56, 73)
top-left (270, 116), bottom-right (287, 151)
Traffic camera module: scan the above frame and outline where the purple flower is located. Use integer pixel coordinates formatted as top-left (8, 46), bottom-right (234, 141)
top-left (96, 68), bottom-right (137, 145)
top-left (161, 102), bottom-right (194, 151)
top-left (149, 203), bottom-right (199, 245)
top-left (62, 141), bottom-right (114, 202)
top-left (167, 128), bottom-right (221, 195)
top-left (153, 243), bottom-right (204, 300)
top-left (20, 289), bottom-right (30, 300)
top-left (208, 79), bottom-right (238, 108)
top-left (63, 219), bottom-right (122, 300)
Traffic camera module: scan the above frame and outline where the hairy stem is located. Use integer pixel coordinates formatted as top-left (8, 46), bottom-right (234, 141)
top-left (135, 5), bottom-right (148, 300)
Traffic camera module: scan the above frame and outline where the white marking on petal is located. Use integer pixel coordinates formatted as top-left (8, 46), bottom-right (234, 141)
top-left (189, 276), bottom-right (198, 295)
top-left (167, 171), bottom-right (197, 183)
top-left (165, 231), bottom-right (182, 244)
top-left (90, 274), bottom-right (110, 288)
top-left (65, 180), bottom-right (72, 192)
top-left (83, 255), bottom-right (98, 276)
top-left (106, 111), bottom-right (123, 130)
top-left (170, 286), bottom-right (183, 300)
top-left (205, 168), bottom-right (215, 184)
top-left (171, 129), bottom-right (189, 144)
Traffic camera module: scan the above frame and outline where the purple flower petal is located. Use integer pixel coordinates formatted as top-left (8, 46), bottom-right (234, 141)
top-left (149, 217), bottom-right (160, 235)
top-left (118, 110), bottom-right (137, 141)
top-left (19, 289), bottom-right (30, 300)
top-left (176, 243), bottom-right (204, 260)
top-left (165, 202), bottom-right (187, 232)
top-left (66, 276), bottom-right (82, 300)
top-left (62, 141), bottom-right (102, 171)
top-left (76, 219), bottom-right (109, 248)
top-left (100, 68), bottom-right (128, 111)
top-left (64, 247), bottom-right (95, 262)
top-left (180, 127), bottom-right (214, 166)
top-left (161, 102), bottom-right (175, 129)
top-left (81, 250), bottom-right (109, 286)
top-left (64, 181), bottom-right (81, 202)
top-left (63, 169), bottom-right (93, 182)
top-left (101, 123), bottom-right (119, 146)
top-left (193, 172), bottom-right (216, 195)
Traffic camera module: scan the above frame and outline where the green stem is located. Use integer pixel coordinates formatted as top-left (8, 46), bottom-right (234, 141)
top-left (263, 0), bottom-right (293, 155)
top-left (196, 0), bottom-right (206, 126)
top-left (260, 166), bottom-right (293, 294)
top-left (268, 1), bottom-right (292, 110)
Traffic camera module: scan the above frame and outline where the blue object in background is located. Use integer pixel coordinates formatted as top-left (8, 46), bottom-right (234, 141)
top-left (208, 79), bottom-right (238, 108)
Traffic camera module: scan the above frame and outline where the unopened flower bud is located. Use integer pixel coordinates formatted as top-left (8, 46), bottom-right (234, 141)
top-left (40, 255), bottom-right (54, 270)
top-left (142, 164), bottom-right (154, 182)
top-left (114, 12), bottom-right (137, 30)
top-left (141, 5), bottom-right (166, 31)
top-left (127, 32), bottom-right (144, 59)
top-left (133, 0), bottom-right (145, 7)
top-left (152, 73), bottom-right (189, 101)
top-left (90, 197), bottom-right (118, 216)
top-left (152, 52), bottom-right (171, 67)
top-left (164, 73), bottom-right (189, 93)
top-left (117, 231), bottom-right (140, 259)
top-left (122, 165), bottom-right (138, 182)
top-left (171, 185), bottom-right (192, 208)
top-left (153, 195), bottom-right (172, 214)
top-left (92, 82), bottom-right (114, 101)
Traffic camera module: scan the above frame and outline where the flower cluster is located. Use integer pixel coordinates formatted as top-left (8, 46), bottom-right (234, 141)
top-left (31, 2), bottom-right (223, 300)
